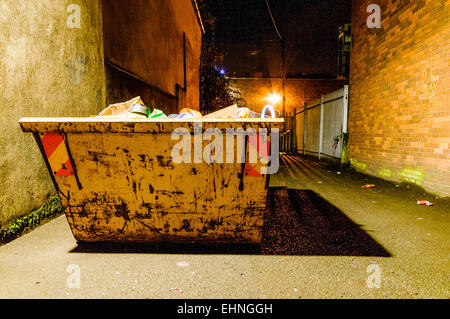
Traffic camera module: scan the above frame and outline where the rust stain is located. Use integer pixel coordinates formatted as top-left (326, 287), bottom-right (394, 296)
top-left (180, 219), bottom-right (194, 232)
top-left (156, 155), bottom-right (174, 169)
top-left (138, 154), bottom-right (146, 162)
top-left (115, 202), bottom-right (131, 221)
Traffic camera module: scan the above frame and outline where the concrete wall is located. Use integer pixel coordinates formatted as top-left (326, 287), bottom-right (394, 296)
top-left (102, 0), bottom-right (202, 113)
top-left (230, 78), bottom-right (348, 114)
top-left (0, 1), bottom-right (106, 226)
top-left (349, 0), bottom-right (449, 197)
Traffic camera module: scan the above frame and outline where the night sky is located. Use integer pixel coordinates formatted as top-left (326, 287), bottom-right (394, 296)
top-left (207, 0), bottom-right (352, 78)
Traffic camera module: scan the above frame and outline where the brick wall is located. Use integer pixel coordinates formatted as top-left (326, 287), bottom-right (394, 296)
top-left (230, 78), bottom-right (348, 114)
top-left (349, 0), bottom-right (449, 197)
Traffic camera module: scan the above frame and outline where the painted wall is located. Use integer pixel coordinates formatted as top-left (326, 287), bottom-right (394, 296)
top-left (349, 0), bottom-right (449, 197)
top-left (230, 78), bottom-right (348, 114)
top-left (104, 61), bottom-right (179, 114)
top-left (0, 1), bottom-right (106, 226)
top-left (102, 0), bottom-right (202, 113)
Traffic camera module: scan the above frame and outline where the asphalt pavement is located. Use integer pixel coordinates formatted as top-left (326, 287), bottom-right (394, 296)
top-left (0, 155), bottom-right (448, 298)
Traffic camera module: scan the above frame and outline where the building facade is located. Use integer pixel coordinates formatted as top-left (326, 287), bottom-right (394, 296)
top-left (102, 0), bottom-right (203, 114)
top-left (337, 23), bottom-right (352, 78)
top-left (349, 0), bottom-right (449, 196)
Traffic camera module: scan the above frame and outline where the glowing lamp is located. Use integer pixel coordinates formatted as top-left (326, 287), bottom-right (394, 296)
top-left (267, 92), bottom-right (281, 105)
top-left (215, 66), bottom-right (226, 75)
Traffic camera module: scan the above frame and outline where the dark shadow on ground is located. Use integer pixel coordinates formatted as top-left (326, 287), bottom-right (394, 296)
top-left (261, 187), bottom-right (391, 256)
top-left (71, 241), bottom-right (262, 255)
top-left (70, 187), bottom-right (390, 256)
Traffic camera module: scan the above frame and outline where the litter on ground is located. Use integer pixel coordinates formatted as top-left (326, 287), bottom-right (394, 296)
top-left (169, 288), bottom-right (183, 293)
top-left (417, 200), bottom-right (434, 206)
top-left (176, 261), bottom-right (190, 267)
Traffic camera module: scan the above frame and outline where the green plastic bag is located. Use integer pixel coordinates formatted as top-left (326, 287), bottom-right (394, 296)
top-left (149, 108), bottom-right (167, 119)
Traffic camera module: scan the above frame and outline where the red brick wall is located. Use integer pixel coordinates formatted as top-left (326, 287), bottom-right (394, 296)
top-left (230, 78), bottom-right (348, 114)
top-left (349, 0), bottom-right (450, 196)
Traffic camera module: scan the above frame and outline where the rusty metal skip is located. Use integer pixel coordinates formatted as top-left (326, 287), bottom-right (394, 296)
top-left (19, 117), bottom-right (283, 244)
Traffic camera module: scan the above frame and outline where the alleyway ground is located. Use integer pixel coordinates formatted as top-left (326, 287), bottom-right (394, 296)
top-left (0, 155), bottom-right (448, 298)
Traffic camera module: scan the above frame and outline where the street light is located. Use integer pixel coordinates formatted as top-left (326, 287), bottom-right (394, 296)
top-left (214, 66), bottom-right (226, 75)
top-left (267, 92), bottom-right (281, 105)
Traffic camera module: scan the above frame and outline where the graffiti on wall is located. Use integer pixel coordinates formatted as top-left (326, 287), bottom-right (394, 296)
top-left (417, 61), bottom-right (437, 100)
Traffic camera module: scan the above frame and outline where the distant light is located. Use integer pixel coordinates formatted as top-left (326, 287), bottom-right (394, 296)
top-left (215, 66), bottom-right (226, 75)
top-left (267, 92), bottom-right (281, 105)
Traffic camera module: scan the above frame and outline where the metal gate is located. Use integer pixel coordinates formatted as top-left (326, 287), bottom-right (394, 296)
top-left (294, 85), bottom-right (349, 161)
